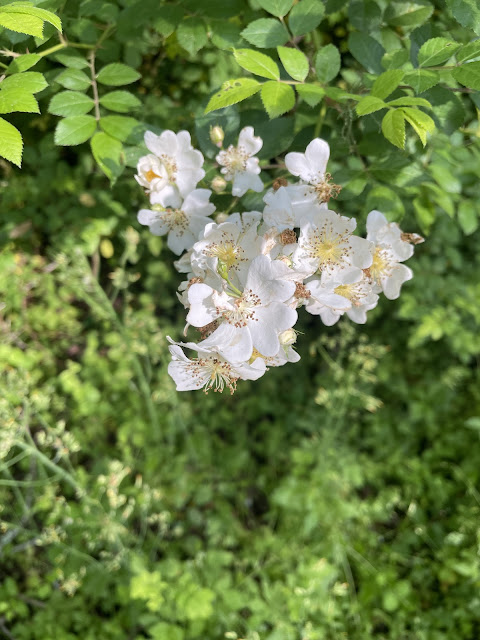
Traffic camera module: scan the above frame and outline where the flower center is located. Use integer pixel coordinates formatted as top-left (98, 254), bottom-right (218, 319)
top-left (206, 240), bottom-right (243, 269)
top-left (370, 247), bottom-right (392, 283)
top-left (152, 205), bottom-right (188, 233)
top-left (219, 145), bottom-right (249, 175)
top-left (204, 359), bottom-right (237, 394)
top-left (145, 169), bottom-right (160, 182)
top-left (305, 224), bottom-right (349, 268)
top-left (334, 282), bottom-right (362, 306)
top-left (312, 173), bottom-right (341, 203)
top-left (221, 289), bottom-right (261, 327)
top-left (193, 358), bottom-right (237, 394)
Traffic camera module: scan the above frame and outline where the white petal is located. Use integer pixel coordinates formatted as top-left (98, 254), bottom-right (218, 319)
top-left (232, 171), bottom-right (263, 196)
top-left (382, 264), bottom-right (413, 300)
top-left (366, 210), bottom-right (388, 240)
top-left (284, 151), bottom-right (311, 181)
top-left (348, 236), bottom-right (374, 269)
top-left (150, 185), bottom-right (182, 209)
top-left (305, 138), bottom-right (330, 175)
top-left (238, 126), bottom-right (263, 155)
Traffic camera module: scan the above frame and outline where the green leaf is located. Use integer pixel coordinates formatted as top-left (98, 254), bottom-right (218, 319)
top-left (382, 49), bottom-right (410, 70)
top-left (423, 86), bottom-right (465, 134)
top-left (242, 111), bottom-right (295, 158)
top-left (324, 86), bottom-right (359, 101)
top-left (382, 108), bottom-right (406, 148)
top-left (371, 70), bottom-right (405, 99)
top-left (401, 107), bottom-right (435, 145)
top-left (261, 81), bottom-right (295, 118)
top-left (211, 22), bottom-right (243, 50)
top-left (56, 68), bottom-right (91, 91)
top-left (277, 46), bottom-right (309, 81)
top-left (403, 69), bottom-right (439, 93)
top-left (446, 0), bottom-right (480, 36)
top-left (53, 51), bottom-right (89, 69)
top-left (0, 117), bottom-right (22, 166)
top-left (241, 18), bottom-right (289, 48)
top-left (348, 0), bottom-right (383, 32)
top-left (54, 115), bottom-right (97, 146)
top-left (152, 5), bottom-right (183, 37)
top-left (1, 72), bottom-right (47, 94)
top-left (452, 61), bottom-right (480, 89)
top-left (413, 196), bottom-right (435, 232)
top-left (234, 49), bottom-right (280, 80)
top-left (48, 91), bottom-right (94, 117)
top-left (356, 96), bottom-right (387, 116)
top-left (0, 4), bottom-right (62, 32)
top-left (6, 54), bottom-right (40, 74)
top-left (457, 200), bottom-right (478, 235)
top-left (387, 97), bottom-right (431, 108)
top-left (295, 84), bottom-right (324, 106)
top-left (348, 32), bottom-right (385, 74)
top-left (96, 63), bottom-right (141, 87)
top-left (91, 132), bottom-right (124, 183)
top-left (258, 0), bottom-right (294, 17)
top-left (99, 116), bottom-right (142, 142)
top-left (205, 78), bottom-right (261, 113)
top-left (149, 622), bottom-right (184, 640)
top-left (0, 88), bottom-right (39, 114)
top-left (418, 38), bottom-right (460, 67)
top-left (456, 40), bottom-right (480, 63)
top-left (0, 12), bottom-right (44, 37)
top-left (314, 44), bottom-right (341, 83)
top-left (99, 91), bottom-right (142, 113)
top-left (177, 18), bottom-right (208, 56)
top-left (288, 0), bottom-right (325, 36)
top-left (385, 0), bottom-right (434, 28)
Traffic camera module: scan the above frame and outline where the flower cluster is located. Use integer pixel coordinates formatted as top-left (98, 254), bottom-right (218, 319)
top-left (135, 127), bottom-right (423, 394)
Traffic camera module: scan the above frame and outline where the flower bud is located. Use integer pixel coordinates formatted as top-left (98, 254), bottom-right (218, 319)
top-left (211, 176), bottom-right (227, 193)
top-left (209, 125), bottom-right (225, 147)
top-left (216, 212), bottom-right (229, 224)
top-left (279, 328), bottom-right (297, 347)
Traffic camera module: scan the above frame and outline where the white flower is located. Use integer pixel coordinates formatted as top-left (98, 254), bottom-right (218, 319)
top-left (135, 154), bottom-right (167, 193)
top-left (167, 338), bottom-right (266, 394)
top-left (216, 126), bottom-right (263, 196)
top-left (250, 340), bottom-right (301, 371)
top-left (330, 267), bottom-right (379, 324)
top-left (136, 130), bottom-right (205, 198)
top-left (263, 185), bottom-right (318, 231)
top-left (191, 211), bottom-right (262, 288)
top-left (285, 138), bottom-right (340, 204)
top-left (294, 208), bottom-right (373, 276)
top-left (366, 210), bottom-right (415, 261)
top-left (365, 210), bottom-right (418, 300)
top-left (186, 255), bottom-right (297, 362)
top-left (305, 266), bottom-right (378, 325)
top-left (137, 187), bottom-right (215, 255)
top-left (304, 270), bottom-right (352, 326)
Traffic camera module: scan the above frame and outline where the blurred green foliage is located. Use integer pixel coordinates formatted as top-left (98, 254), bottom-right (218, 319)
top-left (1, 0), bottom-right (480, 639)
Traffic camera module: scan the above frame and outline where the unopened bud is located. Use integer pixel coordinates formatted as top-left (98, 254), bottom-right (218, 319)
top-left (211, 176), bottom-right (227, 193)
top-left (209, 125), bottom-right (225, 147)
top-left (215, 212), bottom-right (229, 224)
top-left (279, 328), bottom-right (297, 347)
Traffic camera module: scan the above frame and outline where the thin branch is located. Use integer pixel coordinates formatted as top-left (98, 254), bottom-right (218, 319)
top-left (88, 50), bottom-right (101, 121)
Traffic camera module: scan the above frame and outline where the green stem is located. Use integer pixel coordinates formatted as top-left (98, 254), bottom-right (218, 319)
top-left (38, 42), bottom-right (67, 58)
top-left (314, 101), bottom-right (327, 138)
top-left (88, 49), bottom-right (101, 121)
top-left (15, 441), bottom-right (80, 493)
